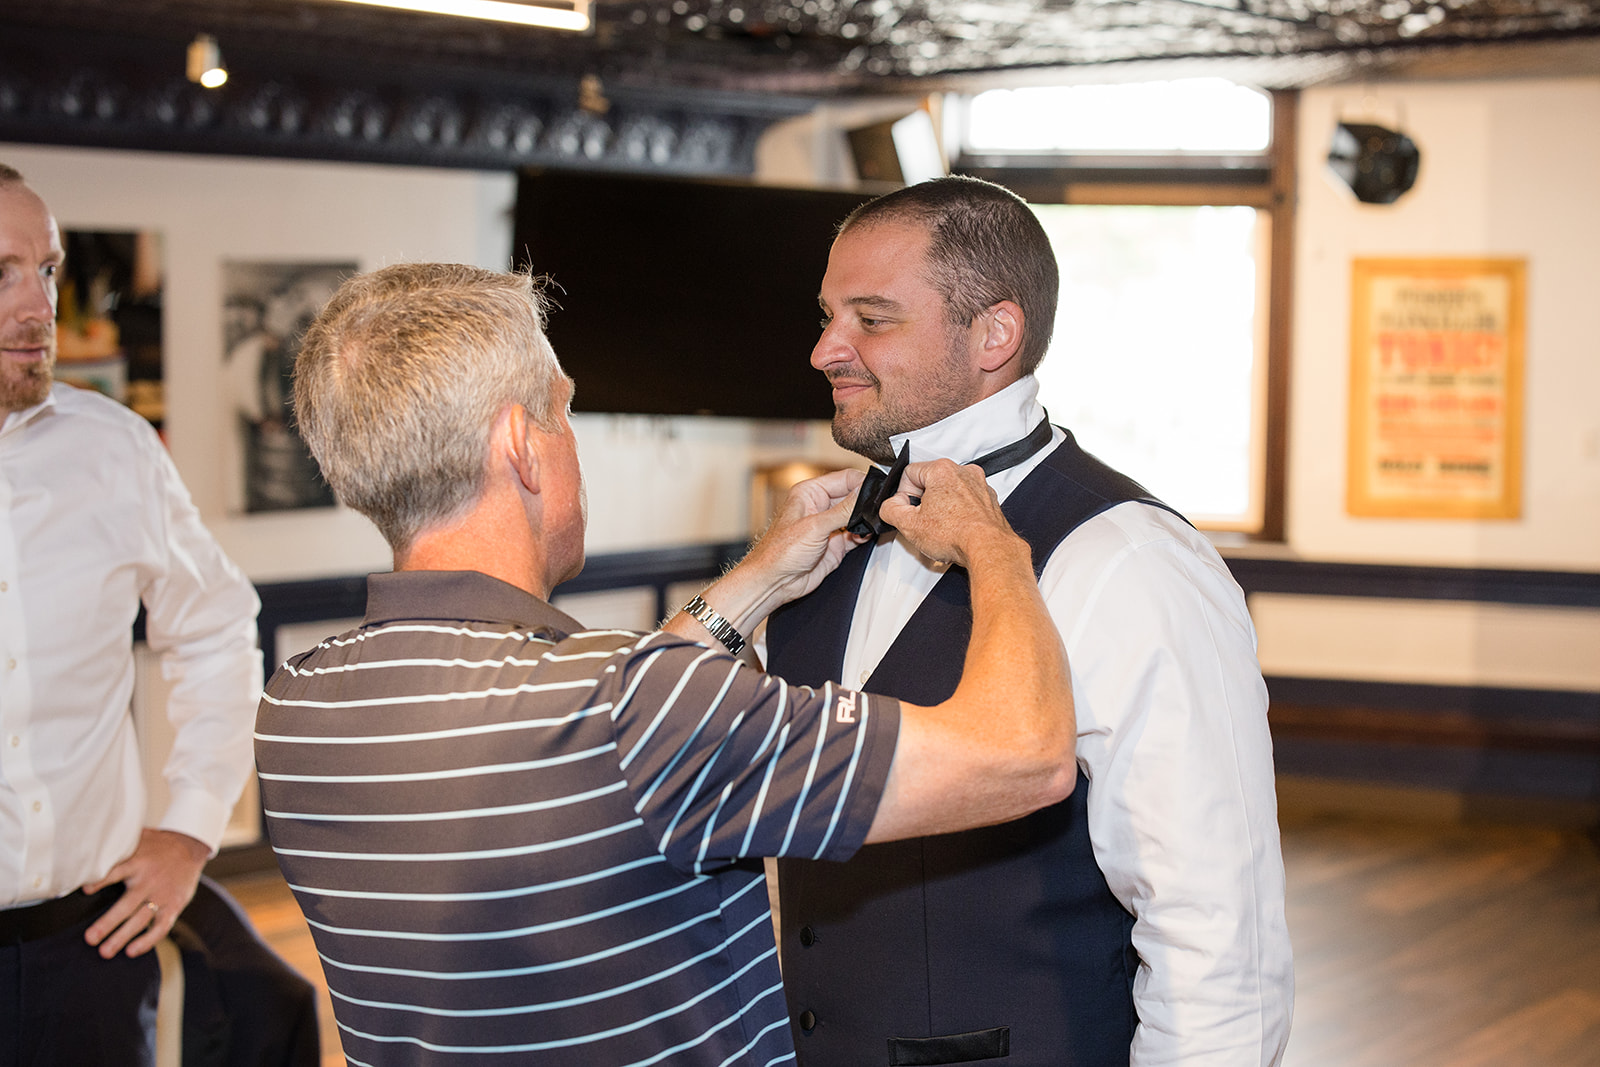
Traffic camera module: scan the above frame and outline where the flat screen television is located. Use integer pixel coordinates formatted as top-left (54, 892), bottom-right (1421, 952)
top-left (511, 169), bottom-right (873, 419)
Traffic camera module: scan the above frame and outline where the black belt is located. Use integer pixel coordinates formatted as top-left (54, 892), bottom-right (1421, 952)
top-left (0, 884), bottom-right (122, 945)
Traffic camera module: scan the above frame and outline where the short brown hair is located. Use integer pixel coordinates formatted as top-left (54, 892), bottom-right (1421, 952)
top-left (840, 176), bottom-right (1060, 375)
top-left (293, 263), bottom-right (567, 555)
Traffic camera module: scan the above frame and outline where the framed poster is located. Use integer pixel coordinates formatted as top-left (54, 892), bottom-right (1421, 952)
top-left (1347, 257), bottom-right (1525, 519)
top-left (221, 261), bottom-right (355, 513)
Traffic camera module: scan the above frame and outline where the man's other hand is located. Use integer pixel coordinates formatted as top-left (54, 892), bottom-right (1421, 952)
top-left (83, 828), bottom-right (210, 959)
top-left (742, 467), bottom-right (867, 604)
top-left (881, 460), bottom-right (1019, 570)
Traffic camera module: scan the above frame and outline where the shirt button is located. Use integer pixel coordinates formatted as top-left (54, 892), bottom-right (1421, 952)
top-left (799, 925), bottom-right (817, 948)
top-left (31, 876), bottom-right (42, 888)
top-left (8, 735), bottom-right (18, 748)
top-left (798, 1010), bottom-right (817, 1034)
top-left (5, 659), bottom-right (14, 671)
top-left (30, 801), bottom-right (40, 813)
top-left (858, 670), bottom-right (869, 686)
top-left (0, 581), bottom-right (7, 592)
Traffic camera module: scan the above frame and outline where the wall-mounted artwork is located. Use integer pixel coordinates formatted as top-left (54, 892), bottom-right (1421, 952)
top-left (1347, 257), bottom-right (1525, 519)
top-left (221, 261), bottom-right (355, 513)
top-left (56, 229), bottom-right (164, 429)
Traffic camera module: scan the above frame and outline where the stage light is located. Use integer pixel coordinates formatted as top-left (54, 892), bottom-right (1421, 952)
top-left (1327, 122), bottom-right (1421, 204)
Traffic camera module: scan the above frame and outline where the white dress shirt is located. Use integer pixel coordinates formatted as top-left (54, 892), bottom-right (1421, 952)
top-left (0, 384), bottom-right (261, 908)
top-left (840, 377), bottom-right (1294, 1066)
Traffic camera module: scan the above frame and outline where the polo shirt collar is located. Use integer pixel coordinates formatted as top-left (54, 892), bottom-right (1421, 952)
top-left (365, 569), bottom-right (584, 639)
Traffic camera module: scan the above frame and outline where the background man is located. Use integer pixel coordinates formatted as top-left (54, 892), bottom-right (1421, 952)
top-left (766, 175), bottom-right (1294, 1066)
top-left (259, 261), bottom-right (1077, 1065)
top-left (0, 164), bottom-right (313, 1064)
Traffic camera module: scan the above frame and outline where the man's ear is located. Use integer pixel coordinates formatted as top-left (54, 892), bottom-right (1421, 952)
top-left (977, 300), bottom-right (1025, 373)
top-left (501, 404), bottom-right (541, 495)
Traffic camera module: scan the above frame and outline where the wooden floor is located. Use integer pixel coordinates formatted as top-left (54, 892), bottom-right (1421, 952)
top-left (220, 871), bottom-right (347, 1067)
top-left (1278, 807), bottom-right (1600, 1066)
top-left (225, 802), bottom-right (1600, 1067)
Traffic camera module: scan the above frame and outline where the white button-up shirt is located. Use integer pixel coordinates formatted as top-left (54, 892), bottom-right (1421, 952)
top-left (0, 384), bottom-right (261, 909)
top-left (839, 376), bottom-right (1294, 1066)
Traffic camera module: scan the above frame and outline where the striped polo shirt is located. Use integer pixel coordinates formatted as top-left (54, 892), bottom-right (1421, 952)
top-left (255, 570), bottom-right (899, 1066)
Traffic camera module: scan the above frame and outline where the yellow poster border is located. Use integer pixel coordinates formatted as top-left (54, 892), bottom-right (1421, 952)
top-left (1346, 256), bottom-right (1525, 519)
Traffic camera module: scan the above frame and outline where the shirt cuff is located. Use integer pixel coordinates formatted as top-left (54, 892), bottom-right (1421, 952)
top-left (156, 788), bottom-right (239, 857)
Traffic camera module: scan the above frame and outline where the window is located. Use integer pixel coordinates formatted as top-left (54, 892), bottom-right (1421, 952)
top-left (949, 80), bottom-right (1293, 538)
top-left (963, 80), bottom-right (1270, 155)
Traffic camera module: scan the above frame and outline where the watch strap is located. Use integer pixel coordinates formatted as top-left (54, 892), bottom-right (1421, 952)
top-left (682, 594), bottom-right (746, 657)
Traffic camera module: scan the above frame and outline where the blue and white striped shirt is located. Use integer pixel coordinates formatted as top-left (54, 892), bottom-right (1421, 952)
top-left (255, 570), bottom-right (899, 1066)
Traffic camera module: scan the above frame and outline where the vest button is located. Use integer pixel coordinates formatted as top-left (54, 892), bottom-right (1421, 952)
top-left (799, 924), bottom-right (817, 947)
top-left (799, 1010), bottom-right (817, 1033)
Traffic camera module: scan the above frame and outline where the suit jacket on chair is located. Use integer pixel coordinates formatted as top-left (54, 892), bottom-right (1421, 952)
top-left (768, 430), bottom-right (1183, 1067)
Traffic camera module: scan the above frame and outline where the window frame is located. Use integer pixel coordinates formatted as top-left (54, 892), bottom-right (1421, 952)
top-left (949, 89), bottom-right (1297, 542)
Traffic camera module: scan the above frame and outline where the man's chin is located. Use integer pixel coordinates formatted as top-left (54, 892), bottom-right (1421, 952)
top-left (830, 416), bottom-right (894, 466)
top-left (0, 362), bottom-right (53, 413)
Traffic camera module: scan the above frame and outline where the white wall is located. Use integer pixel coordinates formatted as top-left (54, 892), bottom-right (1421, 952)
top-left (757, 81), bottom-right (1600, 575)
top-left (4, 144), bottom-right (511, 581)
top-left (1291, 78), bottom-right (1600, 570)
top-left (11, 77), bottom-right (1598, 699)
top-left (1261, 79), bottom-right (1600, 696)
top-left (753, 82), bottom-right (1600, 708)
top-left (2, 142), bottom-right (857, 596)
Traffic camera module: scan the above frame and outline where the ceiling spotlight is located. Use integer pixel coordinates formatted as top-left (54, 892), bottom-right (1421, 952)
top-left (321, 0), bottom-right (591, 31)
top-left (1327, 122), bottom-right (1421, 204)
top-left (186, 34), bottom-right (228, 89)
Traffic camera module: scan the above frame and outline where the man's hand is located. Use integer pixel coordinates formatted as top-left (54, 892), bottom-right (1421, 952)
top-left (742, 467), bottom-right (868, 605)
top-left (881, 460), bottom-right (1021, 571)
top-left (865, 459), bottom-right (1076, 844)
top-left (665, 468), bottom-right (865, 659)
top-left (82, 828), bottom-right (210, 959)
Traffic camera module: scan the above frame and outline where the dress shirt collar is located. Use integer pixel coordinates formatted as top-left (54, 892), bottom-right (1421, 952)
top-left (886, 375), bottom-right (1045, 469)
top-left (0, 385), bottom-right (58, 438)
top-left (365, 569), bottom-right (584, 640)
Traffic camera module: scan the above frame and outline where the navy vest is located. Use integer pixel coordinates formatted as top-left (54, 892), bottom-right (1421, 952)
top-left (768, 430), bottom-right (1183, 1067)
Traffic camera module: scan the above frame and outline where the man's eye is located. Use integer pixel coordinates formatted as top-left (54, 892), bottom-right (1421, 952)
top-left (42, 265), bottom-right (59, 279)
top-left (859, 316), bottom-right (882, 329)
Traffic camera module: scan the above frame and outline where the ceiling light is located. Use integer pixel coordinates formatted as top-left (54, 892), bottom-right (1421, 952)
top-left (322, 0), bottom-right (591, 31)
top-left (186, 34), bottom-right (228, 89)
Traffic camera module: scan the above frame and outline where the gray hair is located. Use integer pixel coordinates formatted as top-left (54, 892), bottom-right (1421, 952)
top-left (839, 175), bottom-right (1060, 375)
top-left (293, 263), bottom-right (567, 555)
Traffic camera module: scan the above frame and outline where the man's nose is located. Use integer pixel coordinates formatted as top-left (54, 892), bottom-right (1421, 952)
top-left (811, 322), bottom-right (854, 371)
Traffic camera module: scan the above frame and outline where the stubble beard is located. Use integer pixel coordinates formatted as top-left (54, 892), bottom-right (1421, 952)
top-left (829, 385), bottom-right (897, 466)
top-left (827, 330), bottom-right (979, 466)
top-left (0, 329), bottom-right (55, 414)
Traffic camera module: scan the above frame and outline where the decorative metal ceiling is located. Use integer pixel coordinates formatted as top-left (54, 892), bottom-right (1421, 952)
top-left (4, 0), bottom-right (1600, 94)
top-left (3, 0), bottom-right (1598, 177)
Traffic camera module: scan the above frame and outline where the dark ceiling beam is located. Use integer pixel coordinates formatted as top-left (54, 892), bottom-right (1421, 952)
top-left (0, 22), bottom-right (818, 175)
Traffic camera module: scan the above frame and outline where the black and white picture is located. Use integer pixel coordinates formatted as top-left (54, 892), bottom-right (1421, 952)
top-left (221, 261), bottom-right (354, 512)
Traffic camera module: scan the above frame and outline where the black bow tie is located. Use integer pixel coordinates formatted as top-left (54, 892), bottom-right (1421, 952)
top-left (845, 416), bottom-right (1055, 538)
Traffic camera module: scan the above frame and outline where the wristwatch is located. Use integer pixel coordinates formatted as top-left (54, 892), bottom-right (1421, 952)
top-left (682, 594), bottom-right (746, 656)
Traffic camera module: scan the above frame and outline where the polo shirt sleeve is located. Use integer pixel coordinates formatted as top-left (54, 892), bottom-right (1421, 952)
top-left (597, 633), bottom-right (900, 875)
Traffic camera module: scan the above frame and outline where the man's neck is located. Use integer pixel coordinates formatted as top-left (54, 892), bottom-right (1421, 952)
top-left (886, 375), bottom-right (1041, 466)
top-left (398, 516), bottom-right (553, 601)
